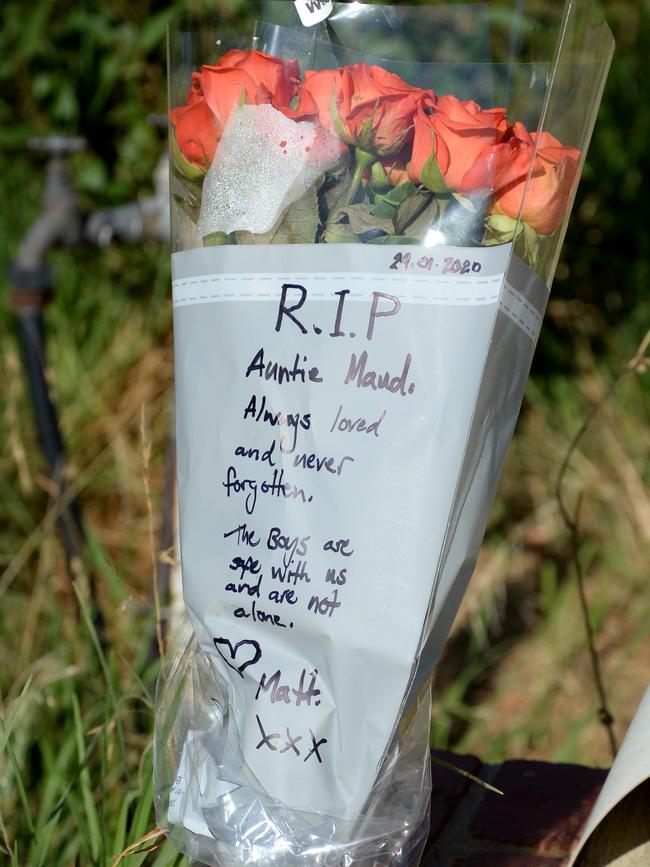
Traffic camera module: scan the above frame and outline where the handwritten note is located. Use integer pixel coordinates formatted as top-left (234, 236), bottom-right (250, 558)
top-left (172, 242), bottom-right (512, 820)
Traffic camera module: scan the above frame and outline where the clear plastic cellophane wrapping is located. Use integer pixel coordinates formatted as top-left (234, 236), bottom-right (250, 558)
top-left (155, 2), bottom-right (613, 864)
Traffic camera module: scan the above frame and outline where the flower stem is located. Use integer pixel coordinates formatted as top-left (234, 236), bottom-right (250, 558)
top-left (343, 148), bottom-right (376, 207)
top-left (324, 148), bottom-right (377, 241)
top-left (203, 231), bottom-right (229, 246)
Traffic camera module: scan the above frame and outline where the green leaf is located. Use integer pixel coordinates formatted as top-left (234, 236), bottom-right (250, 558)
top-left (370, 161), bottom-right (391, 193)
top-left (520, 222), bottom-right (541, 267)
top-left (322, 220), bottom-right (358, 244)
top-left (33, 720), bottom-right (78, 867)
top-left (72, 693), bottom-right (102, 863)
top-left (356, 115), bottom-right (376, 154)
top-left (129, 750), bottom-right (155, 842)
top-left (52, 81), bottom-right (78, 124)
top-left (72, 581), bottom-right (127, 762)
top-left (382, 180), bottom-right (419, 206)
top-left (420, 133), bottom-right (450, 195)
top-left (74, 153), bottom-right (109, 195)
top-left (203, 232), bottom-right (229, 247)
top-left (138, 8), bottom-right (178, 52)
top-left (321, 169), bottom-right (352, 216)
top-left (485, 214), bottom-right (519, 242)
top-left (367, 234), bottom-right (421, 245)
top-left (394, 192), bottom-right (438, 236)
top-left (236, 184), bottom-right (321, 245)
top-left (0, 675), bottom-right (33, 759)
top-left (1, 724), bottom-right (35, 836)
top-left (330, 87), bottom-right (352, 147)
top-left (338, 203), bottom-right (395, 236)
top-left (170, 130), bottom-right (207, 182)
top-left (82, 526), bottom-right (127, 604)
top-left (369, 196), bottom-right (396, 219)
top-left (18, 0), bottom-right (52, 59)
top-left (483, 213), bottom-right (541, 266)
top-left (150, 837), bottom-right (188, 866)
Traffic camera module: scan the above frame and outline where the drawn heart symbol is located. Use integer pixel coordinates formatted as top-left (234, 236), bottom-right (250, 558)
top-left (213, 637), bottom-right (262, 678)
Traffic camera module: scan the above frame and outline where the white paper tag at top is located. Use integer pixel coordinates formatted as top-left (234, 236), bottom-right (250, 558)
top-left (294, 0), bottom-right (333, 27)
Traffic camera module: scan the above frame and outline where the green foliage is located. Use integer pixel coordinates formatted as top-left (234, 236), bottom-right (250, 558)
top-left (556, 3), bottom-right (650, 338)
top-left (0, 587), bottom-right (168, 864)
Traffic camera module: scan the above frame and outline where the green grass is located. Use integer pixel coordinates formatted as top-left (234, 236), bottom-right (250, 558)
top-left (432, 338), bottom-right (650, 767)
top-left (0, 235), bottom-right (178, 863)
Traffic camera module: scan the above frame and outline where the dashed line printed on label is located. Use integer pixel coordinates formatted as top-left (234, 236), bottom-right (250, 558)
top-left (499, 282), bottom-right (543, 343)
top-left (172, 272), bottom-right (505, 308)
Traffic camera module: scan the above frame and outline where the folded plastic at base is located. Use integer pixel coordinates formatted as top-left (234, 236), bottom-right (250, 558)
top-left (156, 629), bottom-right (433, 866)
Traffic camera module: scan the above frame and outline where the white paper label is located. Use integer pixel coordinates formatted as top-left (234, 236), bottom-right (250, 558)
top-left (168, 731), bottom-right (239, 840)
top-left (294, 0), bottom-right (333, 27)
top-left (172, 243), bottom-right (512, 820)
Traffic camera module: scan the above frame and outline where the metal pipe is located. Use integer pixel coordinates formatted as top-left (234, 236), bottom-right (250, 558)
top-left (9, 132), bottom-right (172, 651)
top-left (84, 151), bottom-right (170, 247)
top-left (13, 305), bottom-right (86, 567)
top-left (8, 136), bottom-right (94, 625)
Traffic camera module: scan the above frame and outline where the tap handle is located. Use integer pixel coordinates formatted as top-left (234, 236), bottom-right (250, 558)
top-left (26, 135), bottom-right (84, 225)
top-left (27, 135), bottom-right (87, 158)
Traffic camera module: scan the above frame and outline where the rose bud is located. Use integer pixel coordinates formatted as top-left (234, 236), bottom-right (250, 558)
top-left (296, 63), bottom-right (434, 157)
top-left (496, 123), bottom-right (581, 235)
top-left (170, 50), bottom-right (302, 172)
top-left (463, 121), bottom-right (581, 235)
top-left (408, 95), bottom-right (508, 194)
top-left (214, 48), bottom-right (300, 109)
top-left (170, 95), bottom-right (219, 172)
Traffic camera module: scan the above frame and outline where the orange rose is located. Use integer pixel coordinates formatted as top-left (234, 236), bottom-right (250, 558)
top-left (197, 66), bottom-right (266, 129)
top-left (496, 123), bottom-right (580, 235)
top-left (463, 122), bottom-right (581, 235)
top-left (296, 63), bottom-right (433, 157)
top-left (408, 95), bottom-right (508, 193)
top-left (170, 97), bottom-right (219, 171)
top-left (186, 71), bottom-right (203, 105)
top-left (170, 50), bottom-right (301, 170)
top-left (214, 48), bottom-right (300, 108)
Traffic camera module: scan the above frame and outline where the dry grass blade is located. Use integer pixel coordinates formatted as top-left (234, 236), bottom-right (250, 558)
top-left (0, 396), bottom-right (168, 600)
top-left (0, 441), bottom-right (112, 598)
top-left (557, 328), bottom-right (650, 530)
top-left (141, 405), bottom-right (164, 659)
top-left (431, 754), bottom-right (504, 796)
top-left (4, 348), bottom-right (33, 496)
top-left (16, 513), bottom-right (54, 679)
top-left (0, 808), bottom-right (13, 861)
top-left (111, 826), bottom-right (167, 865)
top-left (556, 328), bottom-right (650, 761)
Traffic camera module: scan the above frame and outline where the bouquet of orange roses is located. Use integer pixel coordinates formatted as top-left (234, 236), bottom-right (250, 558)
top-left (155, 4), bottom-right (613, 866)
top-left (169, 47), bottom-right (580, 264)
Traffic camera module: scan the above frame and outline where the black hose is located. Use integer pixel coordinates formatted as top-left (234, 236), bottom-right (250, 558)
top-left (16, 309), bottom-right (86, 560)
top-left (12, 296), bottom-right (105, 638)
